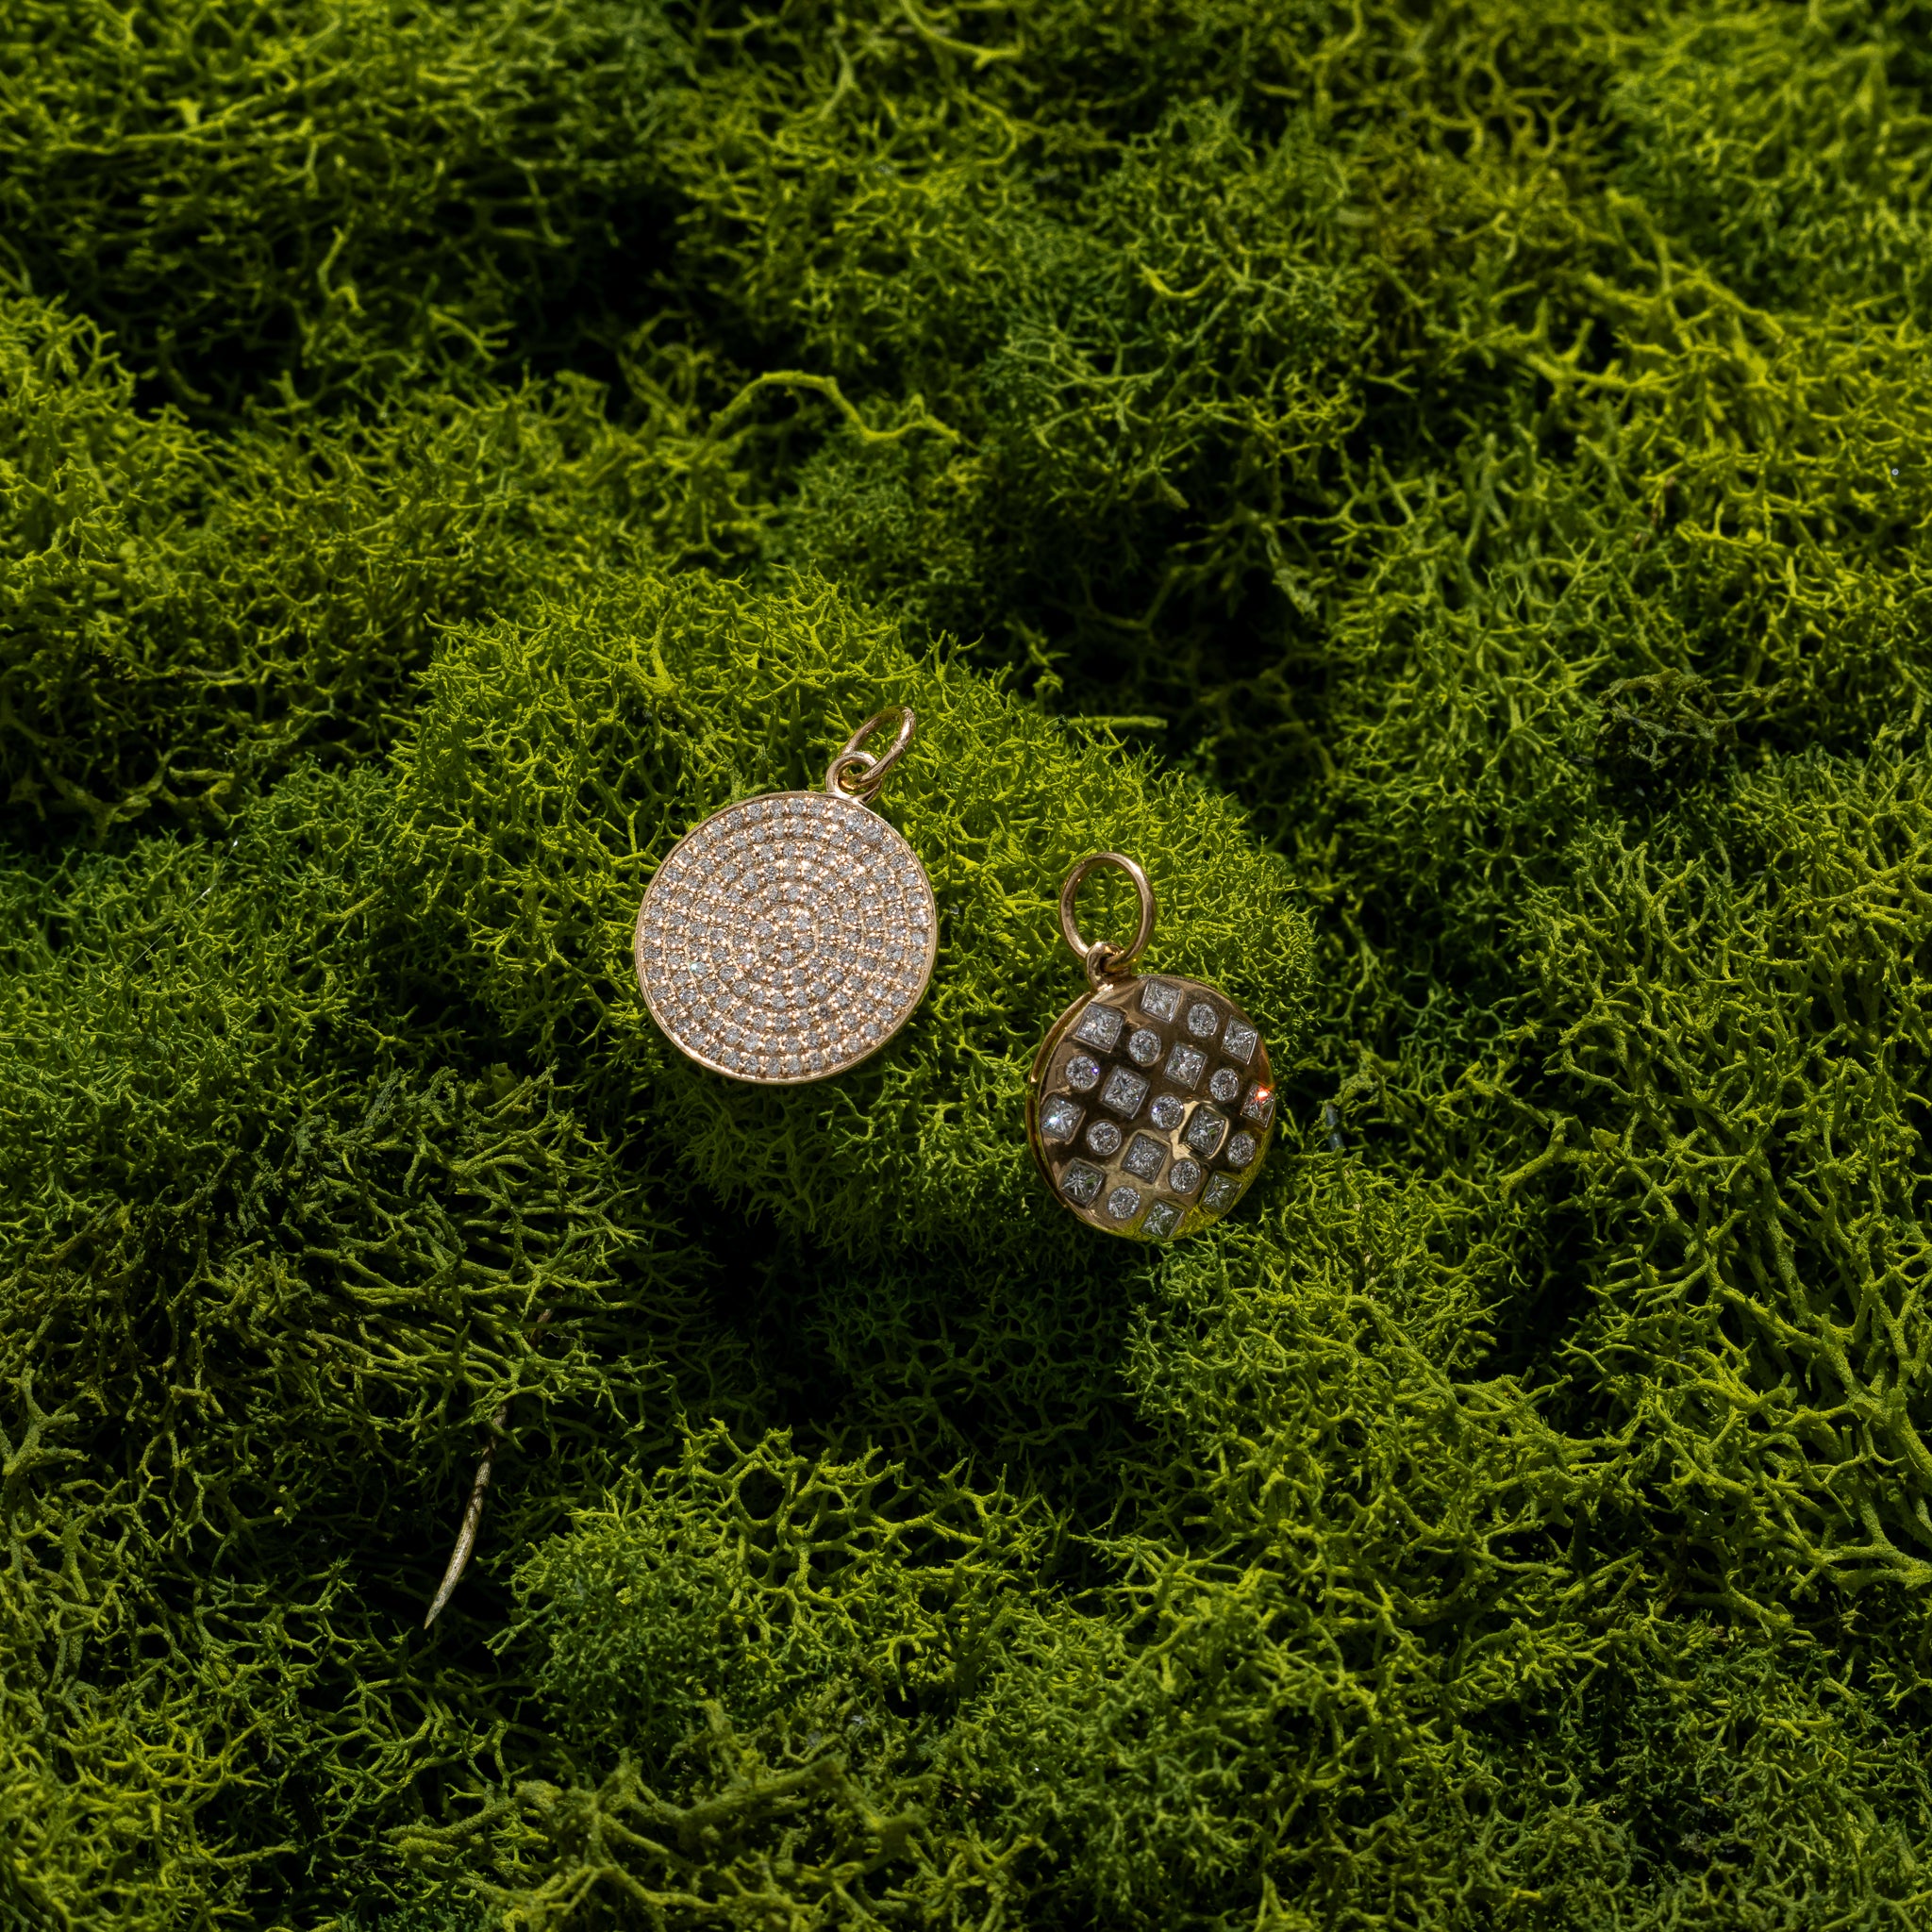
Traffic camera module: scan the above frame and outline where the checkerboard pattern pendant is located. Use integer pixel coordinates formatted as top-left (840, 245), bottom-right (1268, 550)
top-left (1026, 853), bottom-right (1274, 1241)
top-left (634, 708), bottom-right (937, 1084)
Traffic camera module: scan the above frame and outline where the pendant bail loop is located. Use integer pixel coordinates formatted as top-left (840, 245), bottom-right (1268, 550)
top-left (1059, 852), bottom-right (1157, 985)
top-left (825, 706), bottom-right (916, 804)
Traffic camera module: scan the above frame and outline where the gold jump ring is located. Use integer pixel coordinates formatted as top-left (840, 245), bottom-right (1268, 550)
top-left (1058, 852), bottom-right (1156, 984)
top-left (825, 706), bottom-right (917, 803)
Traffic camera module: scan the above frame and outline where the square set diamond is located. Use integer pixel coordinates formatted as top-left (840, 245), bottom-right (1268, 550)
top-left (1040, 1096), bottom-right (1083, 1143)
top-left (1100, 1066), bottom-right (1150, 1118)
top-left (1142, 1200), bottom-right (1182, 1239)
top-left (1060, 1161), bottom-right (1106, 1206)
top-left (1164, 1043), bottom-right (1208, 1090)
top-left (1072, 1004), bottom-right (1125, 1052)
top-left (1139, 979), bottom-right (1182, 1024)
top-left (1222, 1022), bottom-right (1259, 1065)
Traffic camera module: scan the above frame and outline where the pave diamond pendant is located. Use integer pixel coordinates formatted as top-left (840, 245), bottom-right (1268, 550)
top-left (1026, 853), bottom-right (1274, 1241)
top-left (634, 708), bottom-right (937, 1084)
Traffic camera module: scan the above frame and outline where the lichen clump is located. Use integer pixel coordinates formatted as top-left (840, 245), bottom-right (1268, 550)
top-left (5, 3), bottom-right (1932, 1927)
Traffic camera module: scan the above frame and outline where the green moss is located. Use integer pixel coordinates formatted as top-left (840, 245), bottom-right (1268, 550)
top-left (1516, 746), bottom-right (1932, 1593)
top-left (0, 771), bottom-right (764, 1923)
top-left (1611, 4), bottom-right (1932, 316)
top-left (0, 0), bottom-right (683, 407)
top-left (0, 295), bottom-right (675, 835)
top-left (512, 1424), bottom-right (1054, 1757)
top-left (391, 1428), bottom-right (1047, 1925)
top-left (714, 95), bottom-right (1375, 690)
top-left (8, 0), bottom-right (1932, 1925)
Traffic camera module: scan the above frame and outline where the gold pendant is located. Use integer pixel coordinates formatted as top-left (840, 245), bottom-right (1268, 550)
top-left (1026, 854), bottom-right (1274, 1241)
top-left (633, 708), bottom-right (937, 1084)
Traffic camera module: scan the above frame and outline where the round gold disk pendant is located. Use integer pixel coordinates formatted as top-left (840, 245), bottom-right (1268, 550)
top-left (633, 711), bottom-right (937, 1085)
top-left (1026, 856), bottom-right (1274, 1241)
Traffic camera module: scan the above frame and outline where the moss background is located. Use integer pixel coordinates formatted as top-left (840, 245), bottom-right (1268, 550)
top-left (5, 0), bottom-right (1932, 1924)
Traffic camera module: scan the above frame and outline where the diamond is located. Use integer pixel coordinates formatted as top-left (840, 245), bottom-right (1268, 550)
top-left (1142, 1200), bottom-right (1181, 1239)
top-left (1168, 1158), bottom-right (1203, 1195)
top-left (1086, 1120), bottom-right (1123, 1157)
top-left (1122, 1133), bottom-right (1165, 1182)
top-left (1241, 1083), bottom-right (1274, 1126)
top-left (1061, 1161), bottom-right (1106, 1207)
top-left (1105, 1184), bottom-right (1142, 1222)
top-left (1150, 1093), bottom-right (1185, 1131)
top-left (1186, 1001), bottom-right (1220, 1041)
top-left (1222, 1022), bottom-right (1258, 1065)
top-left (1065, 1054), bottom-right (1102, 1092)
top-left (1164, 1043), bottom-right (1207, 1090)
top-left (1072, 1005), bottom-right (1124, 1052)
top-left (1224, 1131), bottom-right (1258, 1169)
top-left (1100, 1066), bottom-right (1149, 1118)
top-left (1208, 1066), bottom-right (1241, 1103)
top-left (1127, 1027), bottom-right (1162, 1067)
top-left (1040, 1096), bottom-right (1083, 1143)
top-left (1203, 1173), bottom-right (1241, 1213)
top-left (1139, 979), bottom-right (1182, 1023)
top-left (1185, 1108), bottom-right (1229, 1158)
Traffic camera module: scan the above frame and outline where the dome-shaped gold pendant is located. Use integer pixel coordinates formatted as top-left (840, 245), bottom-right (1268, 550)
top-left (1026, 855), bottom-right (1274, 1241)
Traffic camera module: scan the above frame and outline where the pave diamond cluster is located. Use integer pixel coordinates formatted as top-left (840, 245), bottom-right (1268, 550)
top-left (1030, 973), bottom-right (1274, 1240)
top-left (634, 791), bottom-right (937, 1082)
